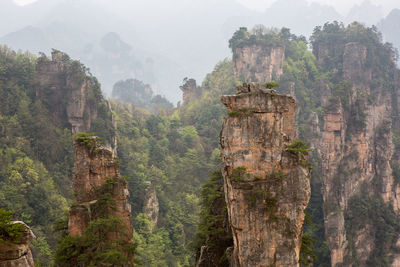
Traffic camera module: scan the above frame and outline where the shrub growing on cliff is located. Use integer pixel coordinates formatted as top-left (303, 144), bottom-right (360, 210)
top-left (287, 139), bottom-right (311, 157)
top-left (74, 132), bottom-right (105, 150)
top-left (227, 108), bottom-right (253, 117)
top-left (229, 166), bottom-right (248, 182)
top-left (0, 208), bottom-right (24, 245)
top-left (264, 82), bottom-right (279, 89)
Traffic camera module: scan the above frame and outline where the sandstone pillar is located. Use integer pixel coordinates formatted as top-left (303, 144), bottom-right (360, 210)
top-left (220, 83), bottom-right (311, 267)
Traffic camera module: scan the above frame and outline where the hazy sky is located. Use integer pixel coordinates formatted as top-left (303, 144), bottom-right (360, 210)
top-left (12, 0), bottom-right (400, 16)
top-left (236, 0), bottom-right (398, 15)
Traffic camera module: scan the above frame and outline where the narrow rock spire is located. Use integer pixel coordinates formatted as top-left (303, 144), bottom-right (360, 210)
top-left (220, 83), bottom-right (311, 266)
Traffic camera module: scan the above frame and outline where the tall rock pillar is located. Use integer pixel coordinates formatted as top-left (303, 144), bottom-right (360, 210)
top-left (68, 135), bottom-right (133, 248)
top-left (220, 83), bottom-right (311, 267)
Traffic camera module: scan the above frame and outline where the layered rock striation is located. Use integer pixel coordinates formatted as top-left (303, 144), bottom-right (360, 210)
top-left (0, 222), bottom-right (35, 267)
top-left (220, 83), bottom-right (311, 267)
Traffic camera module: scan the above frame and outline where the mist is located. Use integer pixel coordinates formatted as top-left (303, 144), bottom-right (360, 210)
top-left (1, 0), bottom-right (399, 103)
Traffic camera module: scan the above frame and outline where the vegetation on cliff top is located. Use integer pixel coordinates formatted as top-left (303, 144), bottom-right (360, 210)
top-left (229, 26), bottom-right (284, 53)
top-left (0, 208), bottom-right (24, 245)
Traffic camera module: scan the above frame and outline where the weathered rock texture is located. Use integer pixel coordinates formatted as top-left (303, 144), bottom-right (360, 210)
top-left (233, 45), bottom-right (285, 83)
top-left (0, 222), bottom-right (35, 267)
top-left (180, 78), bottom-right (202, 105)
top-left (68, 137), bottom-right (132, 240)
top-left (220, 83), bottom-right (311, 267)
top-left (35, 49), bottom-right (110, 135)
top-left (316, 41), bottom-right (400, 266)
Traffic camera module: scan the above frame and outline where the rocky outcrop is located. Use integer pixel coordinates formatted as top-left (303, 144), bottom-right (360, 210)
top-left (180, 78), bottom-right (202, 105)
top-left (317, 41), bottom-right (400, 266)
top-left (0, 222), bottom-right (35, 267)
top-left (68, 136), bottom-right (132, 241)
top-left (143, 181), bottom-right (159, 227)
top-left (220, 83), bottom-right (311, 266)
top-left (35, 49), bottom-right (111, 135)
top-left (233, 45), bottom-right (285, 83)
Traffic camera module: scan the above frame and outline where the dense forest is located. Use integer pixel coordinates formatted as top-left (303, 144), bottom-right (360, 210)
top-left (1, 20), bottom-right (400, 267)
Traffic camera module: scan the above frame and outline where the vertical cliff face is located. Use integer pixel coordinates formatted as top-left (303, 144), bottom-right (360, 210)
top-left (220, 83), bottom-right (311, 266)
top-left (318, 41), bottom-right (400, 266)
top-left (35, 50), bottom-right (115, 144)
top-left (0, 222), bottom-right (35, 267)
top-left (68, 136), bottom-right (132, 241)
top-left (233, 45), bottom-right (285, 83)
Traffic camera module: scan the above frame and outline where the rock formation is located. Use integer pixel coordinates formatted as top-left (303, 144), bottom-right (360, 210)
top-left (0, 221), bottom-right (35, 267)
top-left (35, 49), bottom-right (112, 135)
top-left (68, 136), bottom-right (132, 241)
top-left (233, 45), bottom-right (285, 83)
top-left (180, 78), bottom-right (202, 105)
top-left (220, 83), bottom-right (311, 266)
top-left (316, 41), bottom-right (400, 266)
top-left (143, 181), bottom-right (159, 227)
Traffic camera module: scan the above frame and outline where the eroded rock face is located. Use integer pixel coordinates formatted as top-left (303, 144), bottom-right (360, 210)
top-left (220, 83), bottom-right (311, 267)
top-left (0, 222), bottom-right (35, 267)
top-left (317, 42), bottom-right (400, 266)
top-left (35, 50), bottom-right (103, 134)
top-left (233, 46), bottom-right (285, 83)
top-left (68, 137), bottom-right (132, 240)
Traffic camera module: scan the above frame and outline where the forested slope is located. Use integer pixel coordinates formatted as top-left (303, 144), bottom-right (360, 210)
top-left (0, 47), bottom-right (114, 265)
top-left (1, 21), bottom-right (400, 267)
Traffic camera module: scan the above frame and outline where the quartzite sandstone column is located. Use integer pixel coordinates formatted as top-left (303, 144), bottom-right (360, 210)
top-left (68, 136), bottom-right (132, 241)
top-left (220, 83), bottom-right (311, 267)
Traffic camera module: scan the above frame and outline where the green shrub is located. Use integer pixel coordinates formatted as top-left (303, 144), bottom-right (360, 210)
top-left (228, 108), bottom-right (253, 117)
top-left (74, 132), bottom-right (96, 149)
top-left (229, 167), bottom-right (248, 182)
top-left (74, 132), bottom-right (105, 150)
top-left (0, 208), bottom-right (24, 245)
top-left (287, 139), bottom-right (311, 157)
top-left (264, 82), bottom-right (279, 89)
